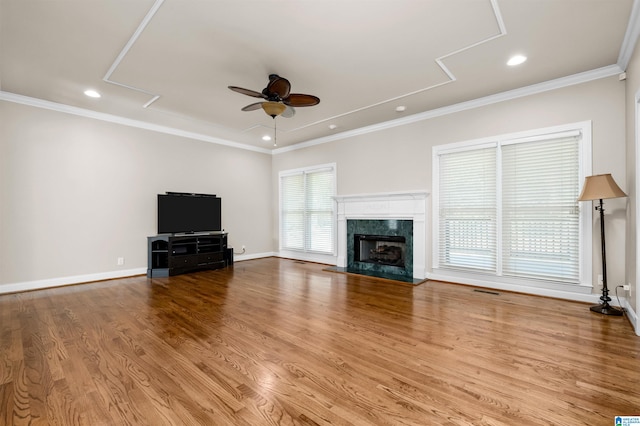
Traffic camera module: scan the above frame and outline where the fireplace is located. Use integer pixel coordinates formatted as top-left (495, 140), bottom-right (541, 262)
top-left (347, 219), bottom-right (413, 278)
top-left (355, 234), bottom-right (406, 267)
top-left (333, 191), bottom-right (428, 283)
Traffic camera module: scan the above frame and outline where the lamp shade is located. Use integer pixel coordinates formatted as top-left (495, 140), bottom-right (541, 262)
top-left (578, 174), bottom-right (627, 201)
top-left (262, 101), bottom-right (286, 118)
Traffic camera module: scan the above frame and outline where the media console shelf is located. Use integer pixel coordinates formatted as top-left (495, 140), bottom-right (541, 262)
top-left (147, 232), bottom-right (229, 278)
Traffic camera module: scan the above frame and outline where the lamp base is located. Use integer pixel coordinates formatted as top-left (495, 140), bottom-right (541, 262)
top-left (590, 303), bottom-right (623, 316)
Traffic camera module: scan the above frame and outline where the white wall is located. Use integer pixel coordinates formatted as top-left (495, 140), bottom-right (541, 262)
top-left (0, 74), bottom-right (629, 301)
top-left (272, 76), bottom-right (627, 296)
top-left (0, 101), bottom-right (273, 290)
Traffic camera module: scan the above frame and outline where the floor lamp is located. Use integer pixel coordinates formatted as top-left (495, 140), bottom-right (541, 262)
top-left (578, 174), bottom-right (627, 316)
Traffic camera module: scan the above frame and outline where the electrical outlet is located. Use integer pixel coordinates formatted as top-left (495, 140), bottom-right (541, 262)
top-left (117, 257), bottom-right (125, 266)
top-left (597, 274), bottom-right (603, 285)
top-left (242, 245), bottom-right (246, 251)
top-left (623, 284), bottom-right (630, 291)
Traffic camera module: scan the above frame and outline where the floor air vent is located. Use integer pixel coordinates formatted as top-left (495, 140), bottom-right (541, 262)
top-left (473, 289), bottom-right (500, 295)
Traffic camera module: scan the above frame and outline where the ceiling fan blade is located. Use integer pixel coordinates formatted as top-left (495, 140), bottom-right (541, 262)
top-left (283, 94), bottom-right (320, 107)
top-left (281, 105), bottom-right (296, 118)
top-left (241, 102), bottom-right (263, 111)
top-left (229, 86), bottom-right (265, 98)
top-left (266, 76), bottom-right (291, 99)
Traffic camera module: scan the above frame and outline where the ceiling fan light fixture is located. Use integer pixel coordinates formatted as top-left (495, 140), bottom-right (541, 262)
top-left (262, 101), bottom-right (286, 117)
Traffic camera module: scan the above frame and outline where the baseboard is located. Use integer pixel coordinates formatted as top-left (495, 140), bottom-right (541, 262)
top-left (277, 250), bottom-right (337, 265)
top-left (427, 270), bottom-right (602, 304)
top-left (234, 251), bottom-right (278, 262)
top-left (0, 252), bottom-right (281, 295)
top-left (622, 297), bottom-right (639, 335)
top-left (0, 267), bottom-right (147, 295)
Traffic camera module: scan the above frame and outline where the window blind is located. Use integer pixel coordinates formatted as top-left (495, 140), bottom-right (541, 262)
top-left (305, 170), bottom-right (335, 253)
top-left (438, 146), bottom-right (497, 271)
top-left (281, 172), bottom-right (305, 251)
top-left (501, 135), bottom-right (580, 281)
top-left (280, 166), bottom-right (335, 254)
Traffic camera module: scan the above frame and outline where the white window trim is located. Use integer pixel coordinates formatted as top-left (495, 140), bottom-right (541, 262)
top-left (278, 163), bottom-right (337, 264)
top-left (431, 121), bottom-right (593, 296)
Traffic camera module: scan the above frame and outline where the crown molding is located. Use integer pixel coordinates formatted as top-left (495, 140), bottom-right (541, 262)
top-left (0, 63), bottom-right (623, 157)
top-left (0, 91), bottom-right (272, 154)
top-left (618, 0), bottom-right (640, 70)
top-left (273, 64), bottom-right (623, 155)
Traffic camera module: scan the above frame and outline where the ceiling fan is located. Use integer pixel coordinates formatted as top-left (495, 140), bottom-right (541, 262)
top-left (228, 74), bottom-right (320, 118)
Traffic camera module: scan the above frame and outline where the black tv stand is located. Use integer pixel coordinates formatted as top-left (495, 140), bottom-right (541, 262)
top-left (147, 232), bottom-right (229, 278)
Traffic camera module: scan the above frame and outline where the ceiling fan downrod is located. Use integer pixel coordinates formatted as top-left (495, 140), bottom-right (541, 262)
top-left (273, 116), bottom-right (277, 147)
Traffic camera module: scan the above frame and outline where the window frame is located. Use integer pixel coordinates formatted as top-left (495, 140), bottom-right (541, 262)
top-left (432, 122), bottom-right (593, 293)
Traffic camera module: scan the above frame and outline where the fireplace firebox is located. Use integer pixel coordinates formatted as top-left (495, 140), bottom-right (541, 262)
top-left (354, 234), bottom-right (406, 268)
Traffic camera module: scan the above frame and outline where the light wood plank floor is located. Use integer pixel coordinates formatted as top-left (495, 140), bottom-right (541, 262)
top-left (1, 257), bottom-right (639, 425)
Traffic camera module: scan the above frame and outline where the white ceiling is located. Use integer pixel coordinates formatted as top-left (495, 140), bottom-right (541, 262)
top-left (1, 0), bottom-right (637, 151)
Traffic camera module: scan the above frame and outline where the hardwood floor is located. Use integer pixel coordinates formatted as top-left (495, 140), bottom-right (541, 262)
top-left (1, 257), bottom-right (639, 425)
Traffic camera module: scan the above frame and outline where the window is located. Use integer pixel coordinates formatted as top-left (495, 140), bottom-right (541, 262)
top-left (433, 123), bottom-right (591, 286)
top-left (280, 164), bottom-right (336, 255)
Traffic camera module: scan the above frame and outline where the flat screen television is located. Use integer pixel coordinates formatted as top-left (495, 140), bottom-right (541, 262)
top-left (157, 193), bottom-right (221, 234)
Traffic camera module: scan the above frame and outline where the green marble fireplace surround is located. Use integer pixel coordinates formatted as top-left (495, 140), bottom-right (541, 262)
top-left (347, 219), bottom-right (413, 278)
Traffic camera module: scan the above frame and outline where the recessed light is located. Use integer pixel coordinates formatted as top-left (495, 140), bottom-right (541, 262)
top-left (84, 89), bottom-right (101, 98)
top-left (395, 105), bottom-right (406, 112)
top-left (507, 55), bottom-right (527, 66)
top-left (328, 124), bottom-right (337, 130)
top-left (262, 135), bottom-right (272, 141)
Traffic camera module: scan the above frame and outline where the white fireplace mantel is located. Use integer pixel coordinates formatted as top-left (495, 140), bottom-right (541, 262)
top-left (333, 191), bottom-right (429, 280)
